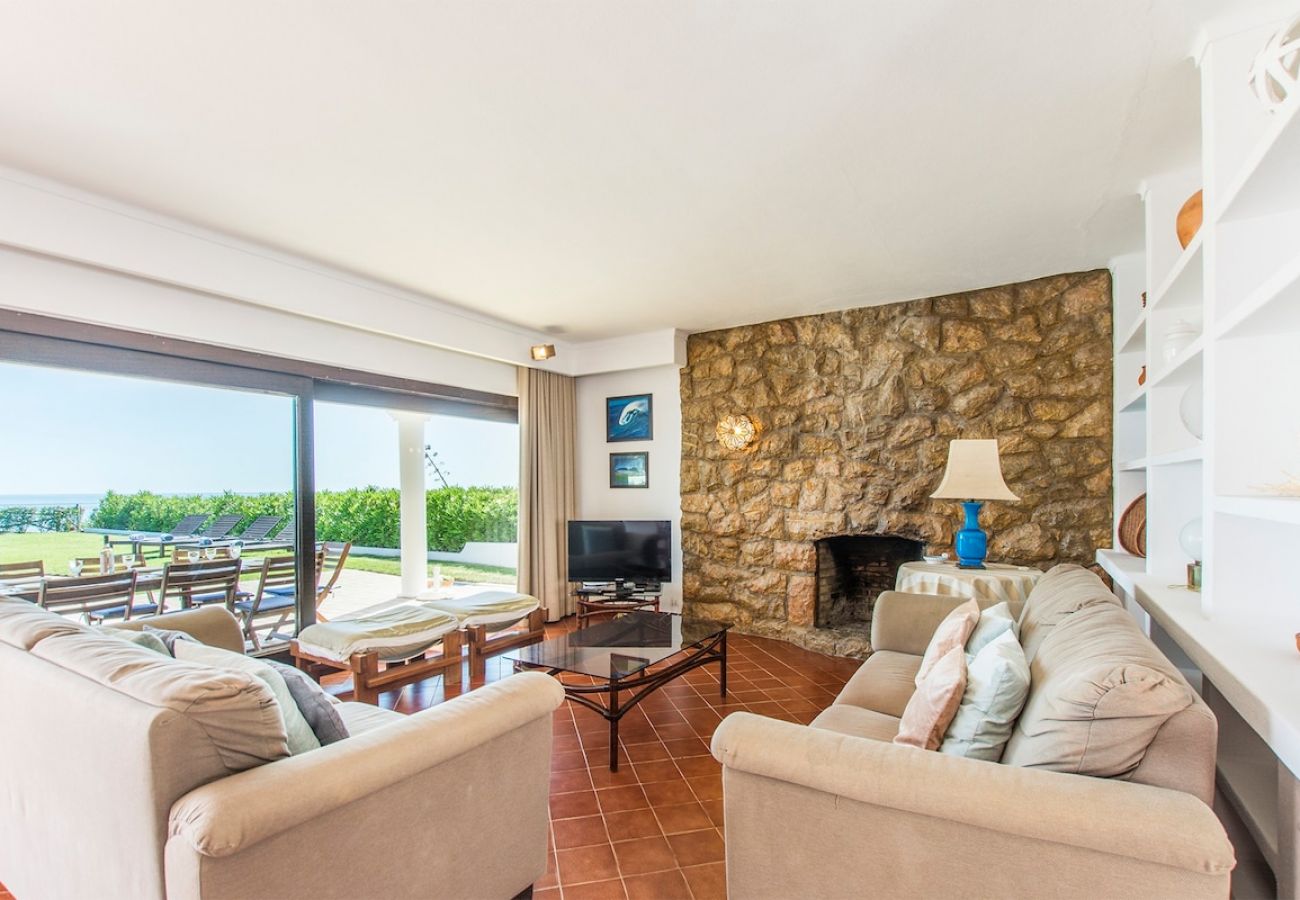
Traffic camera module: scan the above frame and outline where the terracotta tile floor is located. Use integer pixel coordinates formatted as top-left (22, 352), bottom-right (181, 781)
top-left (0, 620), bottom-right (860, 900)
top-left (374, 620), bottom-right (860, 900)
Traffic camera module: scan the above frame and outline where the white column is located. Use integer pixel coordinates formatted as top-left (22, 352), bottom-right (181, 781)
top-left (391, 411), bottom-right (430, 598)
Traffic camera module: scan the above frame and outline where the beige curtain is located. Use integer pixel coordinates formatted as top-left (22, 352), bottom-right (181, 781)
top-left (517, 366), bottom-right (577, 621)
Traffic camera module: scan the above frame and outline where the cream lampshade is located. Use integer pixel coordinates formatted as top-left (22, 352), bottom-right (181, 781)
top-left (931, 439), bottom-right (1019, 569)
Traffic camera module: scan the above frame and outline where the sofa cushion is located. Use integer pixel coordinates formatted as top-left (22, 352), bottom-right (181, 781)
top-left (268, 660), bottom-right (350, 745)
top-left (0, 596), bottom-right (88, 650)
top-left (811, 705), bottom-right (901, 742)
top-left (895, 645), bottom-right (967, 751)
top-left (1017, 564), bottom-right (1119, 662)
top-left (32, 629), bottom-right (289, 773)
top-left (142, 623), bottom-right (199, 654)
top-left (174, 640), bottom-right (322, 755)
top-left (1001, 602), bottom-right (1195, 777)
top-left (112, 628), bottom-right (171, 656)
top-left (835, 651), bottom-right (920, 719)
top-left (940, 628), bottom-right (1030, 761)
top-left (966, 601), bottom-right (1016, 656)
top-left (336, 700), bottom-right (407, 735)
top-left (914, 598), bottom-right (979, 685)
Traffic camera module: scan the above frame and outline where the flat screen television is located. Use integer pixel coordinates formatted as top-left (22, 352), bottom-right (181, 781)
top-left (567, 520), bottom-right (672, 584)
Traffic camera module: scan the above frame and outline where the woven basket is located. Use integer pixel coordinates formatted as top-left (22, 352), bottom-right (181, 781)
top-left (1118, 493), bottom-right (1147, 558)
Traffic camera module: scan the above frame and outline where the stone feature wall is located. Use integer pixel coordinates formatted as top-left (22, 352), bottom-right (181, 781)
top-left (679, 270), bottom-right (1113, 656)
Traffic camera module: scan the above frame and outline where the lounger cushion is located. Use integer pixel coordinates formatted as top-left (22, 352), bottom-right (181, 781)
top-left (296, 602), bottom-right (460, 663)
top-left (422, 591), bottom-right (540, 628)
top-left (233, 593), bottom-right (295, 614)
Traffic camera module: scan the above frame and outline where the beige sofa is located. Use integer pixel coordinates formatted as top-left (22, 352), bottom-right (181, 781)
top-left (712, 564), bottom-right (1236, 900)
top-left (0, 599), bottom-right (564, 900)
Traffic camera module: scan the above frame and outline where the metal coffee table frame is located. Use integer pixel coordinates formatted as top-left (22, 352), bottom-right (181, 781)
top-left (514, 627), bottom-right (728, 771)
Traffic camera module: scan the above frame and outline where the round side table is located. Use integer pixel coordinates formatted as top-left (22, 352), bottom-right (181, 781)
top-left (895, 560), bottom-right (1041, 606)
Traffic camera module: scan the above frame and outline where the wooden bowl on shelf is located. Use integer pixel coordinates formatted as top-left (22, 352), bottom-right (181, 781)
top-left (1176, 190), bottom-right (1203, 249)
top-left (1119, 493), bottom-right (1147, 558)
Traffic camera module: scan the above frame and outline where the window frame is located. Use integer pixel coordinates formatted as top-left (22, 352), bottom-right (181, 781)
top-left (0, 309), bottom-right (517, 643)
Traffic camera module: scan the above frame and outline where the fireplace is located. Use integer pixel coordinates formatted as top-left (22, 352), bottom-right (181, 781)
top-left (814, 535), bottom-right (924, 630)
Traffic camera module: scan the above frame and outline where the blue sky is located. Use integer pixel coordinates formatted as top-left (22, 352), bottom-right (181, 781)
top-left (0, 362), bottom-right (518, 495)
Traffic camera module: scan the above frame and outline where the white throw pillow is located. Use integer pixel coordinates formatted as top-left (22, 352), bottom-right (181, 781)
top-left (965, 601), bottom-right (1016, 657)
top-left (940, 629), bottom-right (1030, 761)
top-left (174, 640), bottom-right (322, 755)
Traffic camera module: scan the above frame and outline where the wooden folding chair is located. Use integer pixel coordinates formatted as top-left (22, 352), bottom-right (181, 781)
top-left (39, 570), bottom-right (139, 622)
top-left (158, 558), bottom-right (243, 614)
top-left (316, 541), bottom-right (352, 605)
top-left (0, 560), bottom-right (45, 583)
top-left (234, 550), bottom-right (325, 650)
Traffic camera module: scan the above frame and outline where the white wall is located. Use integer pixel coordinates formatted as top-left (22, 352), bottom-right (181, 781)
top-left (575, 364), bottom-right (683, 611)
top-left (0, 166), bottom-right (688, 378)
top-left (0, 245), bottom-right (519, 397)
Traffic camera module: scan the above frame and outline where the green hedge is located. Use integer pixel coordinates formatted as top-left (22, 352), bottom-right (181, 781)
top-left (88, 487), bottom-right (518, 552)
top-left (0, 506), bottom-right (83, 533)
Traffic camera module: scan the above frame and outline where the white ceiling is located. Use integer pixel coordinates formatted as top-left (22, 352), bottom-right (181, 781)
top-left (0, 1), bottom-right (1235, 340)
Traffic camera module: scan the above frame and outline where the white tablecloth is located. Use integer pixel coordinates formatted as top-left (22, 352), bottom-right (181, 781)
top-left (895, 560), bottom-right (1041, 606)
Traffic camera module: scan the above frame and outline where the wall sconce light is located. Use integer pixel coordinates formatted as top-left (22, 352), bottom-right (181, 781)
top-left (716, 414), bottom-right (757, 450)
top-left (529, 343), bottom-right (556, 361)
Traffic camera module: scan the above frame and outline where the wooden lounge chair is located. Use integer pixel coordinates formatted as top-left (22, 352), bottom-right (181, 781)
top-left (247, 521), bottom-right (295, 551)
top-left (233, 515), bottom-right (284, 545)
top-left (421, 591), bottom-right (545, 678)
top-left (292, 601), bottom-right (463, 704)
top-left (194, 514), bottom-right (243, 542)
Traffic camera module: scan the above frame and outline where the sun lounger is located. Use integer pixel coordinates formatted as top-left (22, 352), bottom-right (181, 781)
top-left (420, 590), bottom-right (544, 677)
top-left (291, 602), bottom-right (463, 703)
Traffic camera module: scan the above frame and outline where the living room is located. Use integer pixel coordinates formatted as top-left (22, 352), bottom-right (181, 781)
top-left (1, 2), bottom-right (1298, 899)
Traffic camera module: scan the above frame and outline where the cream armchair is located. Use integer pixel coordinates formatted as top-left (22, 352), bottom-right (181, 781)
top-left (0, 601), bottom-right (563, 900)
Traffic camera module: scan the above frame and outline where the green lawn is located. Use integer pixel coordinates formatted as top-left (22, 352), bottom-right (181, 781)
top-left (0, 532), bottom-right (516, 584)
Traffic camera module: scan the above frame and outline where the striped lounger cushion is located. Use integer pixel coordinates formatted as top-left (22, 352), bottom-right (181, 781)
top-left (421, 591), bottom-right (540, 630)
top-left (296, 602), bottom-right (461, 663)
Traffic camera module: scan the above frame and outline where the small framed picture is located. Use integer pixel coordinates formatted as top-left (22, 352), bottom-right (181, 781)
top-left (609, 451), bottom-right (649, 488)
top-left (606, 393), bottom-right (653, 442)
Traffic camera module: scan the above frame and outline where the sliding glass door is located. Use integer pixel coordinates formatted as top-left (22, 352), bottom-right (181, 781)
top-left (0, 333), bottom-right (315, 651)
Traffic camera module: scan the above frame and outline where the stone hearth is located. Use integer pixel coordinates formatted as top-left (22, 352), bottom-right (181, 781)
top-left (679, 270), bottom-right (1113, 656)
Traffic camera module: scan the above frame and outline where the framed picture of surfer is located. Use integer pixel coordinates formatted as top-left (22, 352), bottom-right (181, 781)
top-left (606, 393), bottom-right (653, 442)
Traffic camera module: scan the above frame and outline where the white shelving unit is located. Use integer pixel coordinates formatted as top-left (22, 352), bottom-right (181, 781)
top-left (1100, 13), bottom-right (1300, 899)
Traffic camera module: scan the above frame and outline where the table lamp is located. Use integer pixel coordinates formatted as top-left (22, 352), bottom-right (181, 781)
top-left (930, 439), bottom-right (1020, 569)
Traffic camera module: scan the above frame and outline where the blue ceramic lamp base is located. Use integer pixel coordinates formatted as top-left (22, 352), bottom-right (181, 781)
top-left (955, 500), bottom-right (988, 569)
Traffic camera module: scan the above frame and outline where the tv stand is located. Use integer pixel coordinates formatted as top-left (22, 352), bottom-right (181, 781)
top-left (573, 582), bottom-right (662, 627)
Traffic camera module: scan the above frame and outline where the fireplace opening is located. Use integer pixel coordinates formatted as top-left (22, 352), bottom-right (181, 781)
top-left (814, 535), bottom-right (924, 630)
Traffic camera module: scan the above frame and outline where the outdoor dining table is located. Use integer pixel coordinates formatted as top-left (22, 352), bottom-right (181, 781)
top-left (0, 568), bottom-right (164, 604)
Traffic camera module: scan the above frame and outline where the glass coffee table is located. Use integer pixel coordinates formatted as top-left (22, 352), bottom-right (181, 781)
top-left (506, 611), bottom-right (729, 770)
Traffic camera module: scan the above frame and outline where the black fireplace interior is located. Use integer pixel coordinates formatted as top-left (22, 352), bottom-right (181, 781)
top-left (814, 535), bottom-right (925, 629)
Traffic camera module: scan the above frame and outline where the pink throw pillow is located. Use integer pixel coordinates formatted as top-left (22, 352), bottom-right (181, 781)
top-left (894, 645), bottom-right (968, 751)
top-left (914, 598), bottom-right (980, 686)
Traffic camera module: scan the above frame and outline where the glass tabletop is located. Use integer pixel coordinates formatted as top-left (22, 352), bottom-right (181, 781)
top-left (506, 611), bottom-right (729, 681)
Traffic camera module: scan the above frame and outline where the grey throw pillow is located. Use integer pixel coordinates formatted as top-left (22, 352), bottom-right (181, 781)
top-left (268, 660), bottom-right (350, 745)
top-left (142, 624), bottom-right (198, 655)
top-left (113, 629), bottom-right (171, 656)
